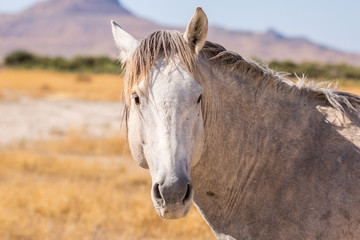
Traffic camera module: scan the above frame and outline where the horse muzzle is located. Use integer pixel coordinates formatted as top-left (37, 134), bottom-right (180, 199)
top-left (151, 176), bottom-right (193, 219)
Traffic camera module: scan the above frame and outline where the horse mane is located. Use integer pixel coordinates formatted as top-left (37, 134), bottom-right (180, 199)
top-left (122, 30), bottom-right (360, 119)
top-left (201, 41), bottom-right (360, 116)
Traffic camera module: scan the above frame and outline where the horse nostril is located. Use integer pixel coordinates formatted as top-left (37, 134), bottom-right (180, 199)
top-left (183, 183), bottom-right (192, 203)
top-left (153, 180), bottom-right (193, 205)
top-left (153, 183), bottom-right (162, 200)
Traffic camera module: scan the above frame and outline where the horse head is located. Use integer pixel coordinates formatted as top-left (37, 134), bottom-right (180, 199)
top-left (111, 8), bottom-right (208, 219)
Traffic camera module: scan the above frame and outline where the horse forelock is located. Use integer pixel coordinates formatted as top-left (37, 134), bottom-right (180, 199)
top-left (123, 30), bottom-right (198, 104)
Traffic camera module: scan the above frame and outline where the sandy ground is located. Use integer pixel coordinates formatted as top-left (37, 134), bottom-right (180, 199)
top-left (0, 96), bottom-right (123, 145)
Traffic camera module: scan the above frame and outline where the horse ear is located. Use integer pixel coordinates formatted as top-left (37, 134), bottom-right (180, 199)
top-left (184, 7), bottom-right (208, 54)
top-left (111, 20), bottom-right (139, 62)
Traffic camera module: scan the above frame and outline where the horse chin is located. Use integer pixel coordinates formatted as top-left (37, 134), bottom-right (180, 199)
top-left (155, 202), bottom-right (192, 219)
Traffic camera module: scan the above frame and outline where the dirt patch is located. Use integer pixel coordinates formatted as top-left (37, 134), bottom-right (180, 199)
top-left (0, 96), bottom-right (123, 145)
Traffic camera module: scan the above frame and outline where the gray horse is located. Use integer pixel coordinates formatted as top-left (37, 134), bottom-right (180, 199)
top-left (111, 7), bottom-right (360, 240)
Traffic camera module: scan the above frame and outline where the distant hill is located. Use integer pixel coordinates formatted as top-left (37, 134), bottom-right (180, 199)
top-left (1, 0), bottom-right (360, 66)
top-left (0, 0), bottom-right (165, 59)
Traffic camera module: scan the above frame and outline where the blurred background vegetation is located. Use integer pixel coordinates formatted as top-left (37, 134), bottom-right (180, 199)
top-left (5, 50), bottom-right (360, 81)
top-left (268, 60), bottom-right (360, 80)
top-left (4, 51), bottom-right (124, 74)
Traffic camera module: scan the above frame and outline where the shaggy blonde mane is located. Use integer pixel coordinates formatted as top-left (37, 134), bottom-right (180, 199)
top-left (201, 41), bottom-right (360, 115)
top-left (122, 30), bottom-right (360, 117)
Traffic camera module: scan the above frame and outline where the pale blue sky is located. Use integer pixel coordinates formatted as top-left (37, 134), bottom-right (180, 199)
top-left (1, 0), bottom-right (360, 53)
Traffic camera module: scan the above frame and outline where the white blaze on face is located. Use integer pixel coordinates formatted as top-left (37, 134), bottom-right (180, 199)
top-left (128, 58), bottom-right (205, 218)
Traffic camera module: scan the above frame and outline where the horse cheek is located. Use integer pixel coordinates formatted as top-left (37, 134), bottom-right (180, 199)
top-left (191, 115), bottom-right (205, 167)
top-left (128, 114), bottom-right (149, 169)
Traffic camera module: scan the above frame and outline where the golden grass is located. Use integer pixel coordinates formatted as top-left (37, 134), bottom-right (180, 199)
top-left (0, 69), bottom-right (124, 100)
top-left (7, 130), bottom-right (131, 158)
top-left (334, 78), bottom-right (360, 95)
top-left (0, 133), bottom-right (214, 240)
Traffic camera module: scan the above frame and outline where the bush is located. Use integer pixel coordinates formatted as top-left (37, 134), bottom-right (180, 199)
top-left (5, 51), bottom-right (40, 67)
top-left (268, 60), bottom-right (360, 80)
top-left (4, 51), bottom-right (124, 74)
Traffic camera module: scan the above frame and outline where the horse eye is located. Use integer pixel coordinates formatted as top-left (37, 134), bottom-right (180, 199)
top-left (197, 94), bottom-right (202, 104)
top-left (133, 94), bottom-right (140, 105)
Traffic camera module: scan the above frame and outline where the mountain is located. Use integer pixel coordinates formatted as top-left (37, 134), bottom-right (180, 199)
top-left (1, 0), bottom-right (360, 66)
top-left (0, 0), bottom-right (164, 59)
top-left (21, 0), bottom-right (129, 15)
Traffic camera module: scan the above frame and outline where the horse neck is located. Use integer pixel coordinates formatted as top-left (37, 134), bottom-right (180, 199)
top-left (198, 63), bottom-right (322, 163)
top-left (191, 61), bottom-right (327, 229)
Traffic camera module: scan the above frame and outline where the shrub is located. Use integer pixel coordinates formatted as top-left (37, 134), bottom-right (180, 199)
top-left (4, 51), bottom-right (124, 74)
top-left (268, 60), bottom-right (360, 80)
top-left (5, 51), bottom-right (39, 67)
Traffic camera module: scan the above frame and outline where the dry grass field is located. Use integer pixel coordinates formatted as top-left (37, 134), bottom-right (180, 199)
top-left (0, 69), bottom-right (124, 100)
top-left (0, 68), bottom-right (359, 240)
top-left (0, 134), bottom-right (214, 240)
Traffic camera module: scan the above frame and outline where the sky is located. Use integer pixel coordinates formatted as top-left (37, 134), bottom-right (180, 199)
top-left (1, 0), bottom-right (360, 54)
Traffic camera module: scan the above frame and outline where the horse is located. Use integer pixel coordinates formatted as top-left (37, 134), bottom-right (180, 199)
top-left (111, 7), bottom-right (360, 240)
